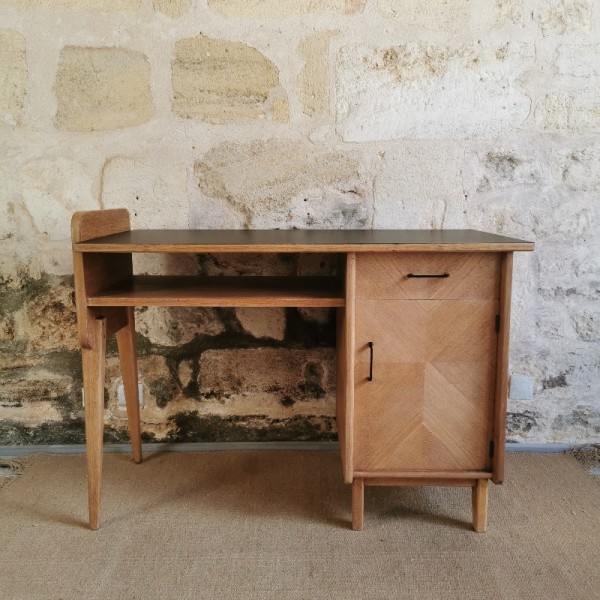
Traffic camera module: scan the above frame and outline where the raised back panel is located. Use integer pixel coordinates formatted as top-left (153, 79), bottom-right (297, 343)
top-left (71, 209), bottom-right (131, 243)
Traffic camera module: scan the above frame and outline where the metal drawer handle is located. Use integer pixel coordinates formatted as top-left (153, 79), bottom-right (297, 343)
top-left (368, 342), bottom-right (374, 382)
top-left (407, 273), bottom-right (449, 278)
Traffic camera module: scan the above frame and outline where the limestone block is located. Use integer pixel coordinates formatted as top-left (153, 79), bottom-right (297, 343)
top-left (20, 158), bottom-right (98, 241)
top-left (236, 308), bottom-right (285, 340)
top-left (378, 0), bottom-right (470, 32)
top-left (553, 406), bottom-right (600, 437)
top-left (495, 0), bottom-right (523, 25)
top-left (298, 31), bottom-right (338, 117)
top-left (0, 30), bottom-right (27, 126)
top-left (0, 314), bottom-right (14, 344)
top-left (271, 98), bottom-right (290, 122)
top-left (297, 308), bottom-right (331, 325)
top-left (556, 44), bottom-right (600, 77)
top-left (199, 348), bottom-right (335, 399)
top-left (193, 139), bottom-right (369, 228)
top-left (536, 92), bottom-right (600, 132)
top-left (153, 0), bottom-right (188, 17)
top-left (197, 253), bottom-right (297, 276)
top-left (0, 368), bottom-right (69, 423)
top-left (172, 36), bottom-right (286, 124)
top-left (0, 0), bottom-right (140, 9)
top-left (136, 355), bottom-right (177, 409)
top-left (135, 307), bottom-right (224, 347)
top-left (558, 144), bottom-right (600, 191)
top-left (297, 253), bottom-right (337, 276)
top-left (472, 150), bottom-right (547, 193)
top-left (13, 281), bottom-right (78, 351)
top-left (208, 0), bottom-right (364, 17)
top-left (532, 0), bottom-right (592, 35)
top-left (55, 46), bottom-right (154, 132)
top-left (544, 195), bottom-right (596, 240)
top-left (101, 157), bottom-right (188, 229)
top-left (571, 312), bottom-right (600, 341)
top-left (373, 143), bottom-right (466, 229)
top-left (336, 42), bottom-right (533, 141)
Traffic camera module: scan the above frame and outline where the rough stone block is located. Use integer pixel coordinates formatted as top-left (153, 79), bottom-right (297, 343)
top-left (0, 367), bottom-right (69, 424)
top-left (0, 0), bottom-right (140, 9)
top-left (553, 406), bottom-right (600, 435)
top-left (373, 143), bottom-right (466, 229)
top-left (536, 92), bottom-right (600, 131)
top-left (208, 0), bottom-right (364, 17)
top-left (571, 311), bottom-right (600, 342)
top-left (197, 253), bottom-right (298, 276)
top-left (101, 157), bottom-right (188, 229)
top-left (0, 30), bottom-right (27, 126)
top-left (495, 0), bottom-right (523, 25)
top-left (533, 0), bottom-right (592, 35)
top-left (153, 0), bottom-right (188, 17)
top-left (336, 42), bottom-right (533, 141)
top-left (172, 36), bottom-right (285, 124)
top-left (54, 46), bottom-right (154, 132)
top-left (471, 149), bottom-right (547, 193)
top-left (14, 281), bottom-right (78, 351)
top-left (558, 144), bottom-right (600, 191)
top-left (298, 31), bottom-right (338, 117)
top-left (193, 139), bottom-right (370, 228)
top-left (235, 308), bottom-right (286, 340)
top-left (556, 44), bottom-right (600, 77)
top-left (20, 158), bottom-right (98, 241)
top-left (135, 307), bottom-right (224, 347)
top-left (378, 0), bottom-right (470, 32)
top-left (199, 348), bottom-right (335, 402)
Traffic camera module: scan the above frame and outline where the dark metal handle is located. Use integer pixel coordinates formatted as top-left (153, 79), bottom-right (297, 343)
top-left (407, 273), bottom-right (449, 278)
top-left (368, 342), bottom-right (374, 382)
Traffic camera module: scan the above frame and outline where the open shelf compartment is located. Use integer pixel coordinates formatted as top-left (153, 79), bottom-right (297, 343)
top-left (87, 275), bottom-right (345, 308)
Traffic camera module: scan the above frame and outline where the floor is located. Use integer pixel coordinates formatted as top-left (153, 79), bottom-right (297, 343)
top-left (0, 451), bottom-right (598, 600)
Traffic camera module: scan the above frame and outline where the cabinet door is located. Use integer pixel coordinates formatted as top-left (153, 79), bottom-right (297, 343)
top-left (353, 298), bottom-right (498, 473)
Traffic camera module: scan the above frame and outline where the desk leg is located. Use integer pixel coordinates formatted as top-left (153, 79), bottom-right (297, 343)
top-left (116, 307), bottom-right (142, 464)
top-left (472, 479), bottom-right (489, 533)
top-left (83, 317), bottom-right (107, 530)
top-left (352, 478), bottom-right (364, 531)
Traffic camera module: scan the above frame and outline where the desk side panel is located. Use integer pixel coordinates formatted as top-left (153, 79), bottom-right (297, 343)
top-left (336, 253), bottom-right (355, 484)
top-left (72, 210), bottom-right (133, 348)
top-left (492, 252), bottom-right (513, 484)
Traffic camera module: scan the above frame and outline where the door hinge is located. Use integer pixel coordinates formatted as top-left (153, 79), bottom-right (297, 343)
top-left (495, 314), bottom-right (500, 333)
top-left (489, 441), bottom-right (495, 458)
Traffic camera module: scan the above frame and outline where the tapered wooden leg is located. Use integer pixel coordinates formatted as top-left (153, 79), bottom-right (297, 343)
top-left (352, 477), bottom-right (365, 531)
top-left (115, 307), bottom-right (142, 464)
top-left (472, 479), bottom-right (489, 533)
top-left (82, 317), bottom-right (107, 530)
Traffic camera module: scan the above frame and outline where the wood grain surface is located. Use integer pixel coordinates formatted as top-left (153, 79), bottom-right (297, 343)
top-left (87, 276), bottom-right (345, 307)
top-left (353, 298), bottom-right (498, 473)
top-left (355, 252), bottom-right (501, 299)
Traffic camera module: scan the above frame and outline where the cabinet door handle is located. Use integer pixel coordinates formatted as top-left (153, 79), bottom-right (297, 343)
top-left (407, 273), bottom-right (449, 278)
top-left (368, 342), bottom-right (374, 382)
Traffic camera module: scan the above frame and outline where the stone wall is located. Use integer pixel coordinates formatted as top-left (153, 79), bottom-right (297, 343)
top-left (0, 0), bottom-right (598, 445)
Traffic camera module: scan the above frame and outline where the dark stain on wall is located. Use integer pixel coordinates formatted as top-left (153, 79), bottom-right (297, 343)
top-left (0, 265), bottom-right (339, 446)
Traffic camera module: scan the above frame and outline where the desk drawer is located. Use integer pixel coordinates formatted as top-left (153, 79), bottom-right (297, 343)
top-left (355, 252), bottom-right (501, 300)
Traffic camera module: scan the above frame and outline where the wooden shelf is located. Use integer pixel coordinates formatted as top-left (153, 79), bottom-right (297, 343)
top-left (87, 276), bottom-right (345, 308)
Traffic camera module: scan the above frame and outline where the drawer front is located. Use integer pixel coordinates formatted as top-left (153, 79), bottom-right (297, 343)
top-left (355, 252), bottom-right (501, 300)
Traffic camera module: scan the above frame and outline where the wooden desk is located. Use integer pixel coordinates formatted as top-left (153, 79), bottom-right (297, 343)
top-left (72, 209), bottom-right (534, 531)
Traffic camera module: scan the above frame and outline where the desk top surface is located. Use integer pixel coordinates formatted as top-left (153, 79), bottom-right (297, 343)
top-left (74, 229), bottom-right (534, 253)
